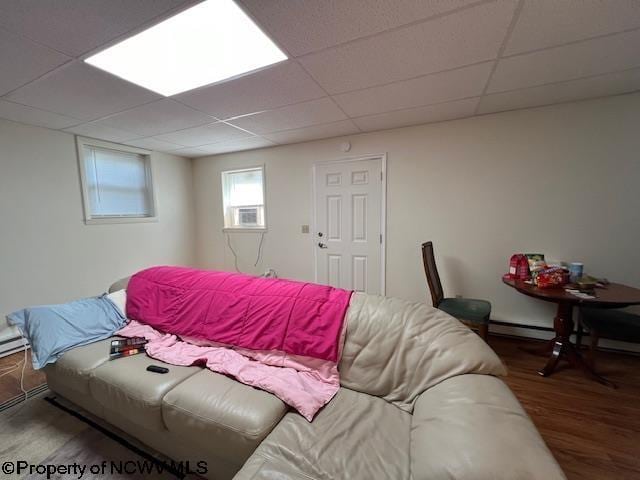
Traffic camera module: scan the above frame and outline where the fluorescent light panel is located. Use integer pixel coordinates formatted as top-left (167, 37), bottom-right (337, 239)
top-left (85, 0), bottom-right (287, 96)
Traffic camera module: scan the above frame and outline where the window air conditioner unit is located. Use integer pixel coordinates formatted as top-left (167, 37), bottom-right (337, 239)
top-left (238, 207), bottom-right (258, 226)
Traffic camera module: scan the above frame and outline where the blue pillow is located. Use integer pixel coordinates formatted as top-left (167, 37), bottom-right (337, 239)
top-left (7, 295), bottom-right (127, 369)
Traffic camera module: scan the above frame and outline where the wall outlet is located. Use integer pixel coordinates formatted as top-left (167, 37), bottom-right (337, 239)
top-left (301, 225), bottom-right (310, 234)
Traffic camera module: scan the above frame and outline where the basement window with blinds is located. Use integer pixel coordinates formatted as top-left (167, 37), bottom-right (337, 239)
top-left (221, 166), bottom-right (266, 231)
top-left (77, 137), bottom-right (157, 224)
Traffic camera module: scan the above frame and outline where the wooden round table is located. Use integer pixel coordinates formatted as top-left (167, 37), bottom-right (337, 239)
top-left (502, 277), bottom-right (640, 386)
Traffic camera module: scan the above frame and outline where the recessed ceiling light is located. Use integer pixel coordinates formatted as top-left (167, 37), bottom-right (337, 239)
top-left (85, 0), bottom-right (287, 96)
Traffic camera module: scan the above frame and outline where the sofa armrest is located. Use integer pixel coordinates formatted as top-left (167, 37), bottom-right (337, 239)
top-left (411, 374), bottom-right (565, 480)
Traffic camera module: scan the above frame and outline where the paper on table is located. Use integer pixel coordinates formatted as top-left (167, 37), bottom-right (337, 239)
top-left (565, 289), bottom-right (596, 299)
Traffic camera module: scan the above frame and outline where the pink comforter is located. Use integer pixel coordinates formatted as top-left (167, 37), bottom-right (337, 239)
top-left (122, 267), bottom-right (353, 420)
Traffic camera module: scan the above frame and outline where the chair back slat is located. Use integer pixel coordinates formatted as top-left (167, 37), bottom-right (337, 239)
top-left (421, 241), bottom-right (444, 307)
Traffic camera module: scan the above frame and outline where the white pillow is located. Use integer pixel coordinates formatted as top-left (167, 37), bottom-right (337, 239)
top-left (106, 289), bottom-right (127, 318)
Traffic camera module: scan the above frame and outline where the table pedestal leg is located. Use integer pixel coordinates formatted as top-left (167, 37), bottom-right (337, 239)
top-left (539, 340), bottom-right (563, 376)
top-left (535, 302), bottom-right (616, 388)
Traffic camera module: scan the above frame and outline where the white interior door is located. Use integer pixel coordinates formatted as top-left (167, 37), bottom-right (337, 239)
top-left (314, 155), bottom-right (385, 294)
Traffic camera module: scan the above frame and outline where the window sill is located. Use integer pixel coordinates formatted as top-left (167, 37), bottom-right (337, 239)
top-left (223, 227), bottom-right (268, 233)
top-left (84, 216), bottom-right (158, 225)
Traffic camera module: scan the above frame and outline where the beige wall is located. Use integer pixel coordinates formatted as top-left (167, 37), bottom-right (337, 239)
top-left (3, 93), bottom-right (638, 349)
top-left (193, 93), bottom-right (640, 334)
top-left (0, 118), bottom-right (196, 327)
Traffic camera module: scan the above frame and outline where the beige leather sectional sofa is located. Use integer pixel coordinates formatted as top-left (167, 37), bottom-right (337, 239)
top-left (44, 279), bottom-right (565, 479)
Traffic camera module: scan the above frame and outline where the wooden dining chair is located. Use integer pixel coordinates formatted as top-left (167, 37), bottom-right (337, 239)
top-left (421, 241), bottom-right (491, 341)
top-left (577, 307), bottom-right (640, 368)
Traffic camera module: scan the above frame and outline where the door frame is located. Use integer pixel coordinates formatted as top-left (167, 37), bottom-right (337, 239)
top-left (311, 153), bottom-right (387, 295)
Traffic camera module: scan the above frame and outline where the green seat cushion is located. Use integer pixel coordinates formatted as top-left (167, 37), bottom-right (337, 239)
top-left (580, 308), bottom-right (640, 343)
top-left (438, 298), bottom-right (491, 324)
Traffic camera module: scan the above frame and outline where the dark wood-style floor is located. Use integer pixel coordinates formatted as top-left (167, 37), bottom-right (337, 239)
top-left (490, 335), bottom-right (640, 480)
top-left (1, 338), bottom-right (639, 478)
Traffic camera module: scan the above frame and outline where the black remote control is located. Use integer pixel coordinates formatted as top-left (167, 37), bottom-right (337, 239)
top-left (146, 365), bottom-right (169, 374)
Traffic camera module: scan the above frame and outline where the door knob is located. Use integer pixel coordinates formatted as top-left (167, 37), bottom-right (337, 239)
top-left (318, 242), bottom-right (328, 249)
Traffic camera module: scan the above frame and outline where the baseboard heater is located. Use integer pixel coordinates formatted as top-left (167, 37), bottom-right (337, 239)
top-left (0, 384), bottom-right (48, 412)
top-left (0, 335), bottom-right (28, 358)
top-left (490, 320), bottom-right (640, 355)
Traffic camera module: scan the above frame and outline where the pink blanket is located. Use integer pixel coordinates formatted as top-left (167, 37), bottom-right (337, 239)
top-left (123, 267), bottom-right (353, 420)
top-left (127, 266), bottom-right (351, 362)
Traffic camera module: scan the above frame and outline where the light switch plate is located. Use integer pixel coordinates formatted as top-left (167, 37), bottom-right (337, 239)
top-left (301, 225), bottom-right (310, 233)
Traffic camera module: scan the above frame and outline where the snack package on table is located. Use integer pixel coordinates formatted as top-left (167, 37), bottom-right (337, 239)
top-left (535, 267), bottom-right (570, 289)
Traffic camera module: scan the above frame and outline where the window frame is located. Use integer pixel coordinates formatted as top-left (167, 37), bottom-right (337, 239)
top-left (221, 165), bottom-right (267, 232)
top-left (76, 136), bottom-right (158, 225)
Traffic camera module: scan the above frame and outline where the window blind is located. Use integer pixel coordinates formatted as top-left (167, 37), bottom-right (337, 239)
top-left (223, 168), bottom-right (264, 207)
top-left (83, 145), bottom-right (152, 217)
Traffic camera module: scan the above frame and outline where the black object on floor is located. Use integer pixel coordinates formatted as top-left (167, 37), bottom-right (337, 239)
top-left (44, 396), bottom-right (185, 479)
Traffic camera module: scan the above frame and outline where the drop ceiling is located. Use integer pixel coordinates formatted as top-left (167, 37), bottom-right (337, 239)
top-left (0, 0), bottom-right (639, 158)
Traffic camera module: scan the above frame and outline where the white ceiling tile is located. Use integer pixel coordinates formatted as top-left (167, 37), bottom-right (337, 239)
top-left (98, 99), bottom-right (214, 137)
top-left (0, 1), bottom-right (198, 57)
top-left (63, 122), bottom-right (139, 143)
top-left (167, 146), bottom-right (208, 157)
top-left (0, 28), bottom-right (71, 95)
top-left (478, 68), bottom-right (640, 114)
top-left (196, 137), bottom-right (276, 155)
top-left (263, 120), bottom-right (360, 144)
top-left (333, 62), bottom-right (493, 117)
top-left (154, 122), bottom-right (252, 147)
top-left (353, 97), bottom-right (479, 132)
top-left (173, 61), bottom-right (326, 119)
top-left (489, 29), bottom-right (640, 93)
top-left (228, 98), bottom-right (347, 134)
top-left (298, 1), bottom-right (517, 94)
top-left (505, 0), bottom-right (640, 56)
top-left (124, 137), bottom-right (185, 152)
top-left (6, 61), bottom-right (160, 121)
top-left (0, 100), bottom-right (79, 129)
top-left (2, 0), bottom-right (637, 141)
top-left (240, 0), bottom-right (480, 57)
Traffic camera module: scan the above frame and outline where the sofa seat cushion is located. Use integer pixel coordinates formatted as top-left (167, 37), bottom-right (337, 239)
top-left (411, 374), bottom-right (565, 480)
top-left (44, 337), bottom-right (116, 395)
top-left (162, 370), bottom-right (287, 465)
top-left (234, 387), bottom-right (411, 480)
top-left (89, 353), bottom-right (200, 432)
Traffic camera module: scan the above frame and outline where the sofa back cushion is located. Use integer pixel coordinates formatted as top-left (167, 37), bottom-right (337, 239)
top-left (109, 276), bottom-right (130, 293)
top-left (339, 293), bottom-right (506, 413)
